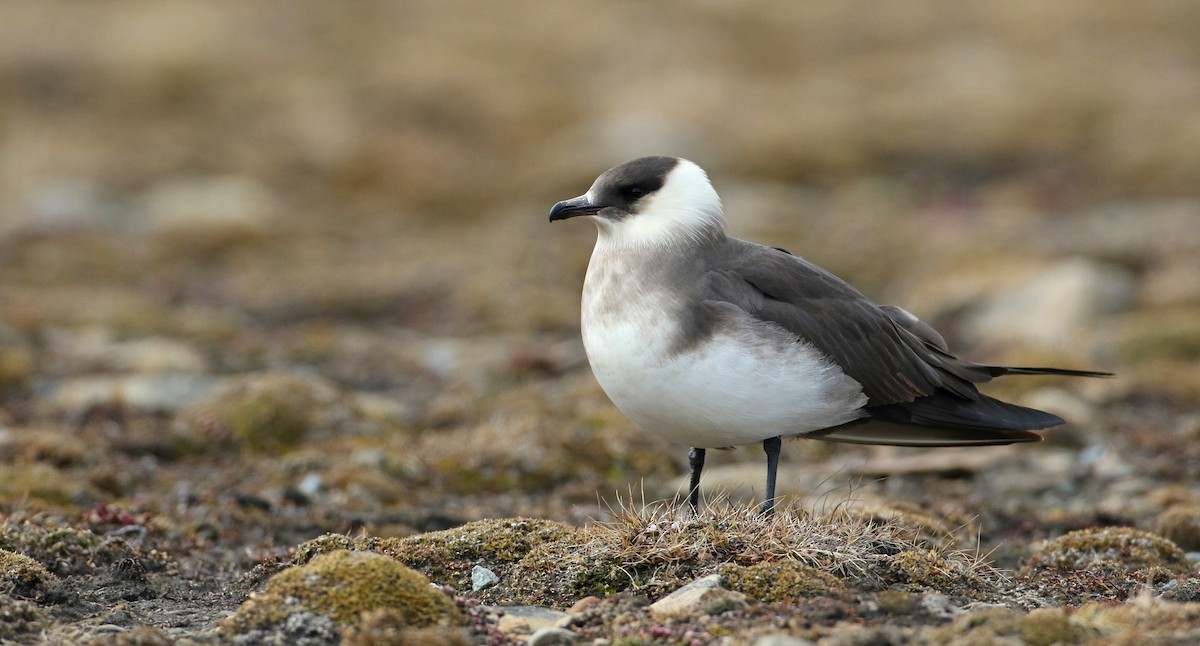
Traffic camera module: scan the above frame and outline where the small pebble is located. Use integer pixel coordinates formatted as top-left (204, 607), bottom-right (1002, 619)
top-left (297, 472), bottom-right (323, 496)
top-left (472, 565), bottom-right (500, 591)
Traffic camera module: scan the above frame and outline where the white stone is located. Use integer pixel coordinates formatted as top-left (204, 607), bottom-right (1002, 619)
top-left (648, 574), bottom-right (746, 617)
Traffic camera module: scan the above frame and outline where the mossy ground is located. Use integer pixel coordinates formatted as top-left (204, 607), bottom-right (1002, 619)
top-left (1023, 526), bottom-right (1192, 604)
top-left (0, 548), bottom-right (56, 599)
top-left (2, 2), bottom-right (1200, 643)
top-left (720, 561), bottom-right (847, 602)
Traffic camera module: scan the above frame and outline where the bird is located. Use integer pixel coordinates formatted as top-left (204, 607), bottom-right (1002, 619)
top-left (549, 156), bottom-right (1111, 516)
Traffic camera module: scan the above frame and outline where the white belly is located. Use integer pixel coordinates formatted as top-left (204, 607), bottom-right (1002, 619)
top-left (581, 257), bottom-right (866, 448)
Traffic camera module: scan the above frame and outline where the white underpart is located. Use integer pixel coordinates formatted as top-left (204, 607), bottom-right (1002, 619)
top-left (580, 161), bottom-right (867, 448)
top-left (592, 160), bottom-right (728, 251)
top-left (583, 255), bottom-right (865, 447)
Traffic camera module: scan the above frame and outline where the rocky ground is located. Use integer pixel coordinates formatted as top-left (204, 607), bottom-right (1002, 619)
top-left (2, 2), bottom-right (1200, 644)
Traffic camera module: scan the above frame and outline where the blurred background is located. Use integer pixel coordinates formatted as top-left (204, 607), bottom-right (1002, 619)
top-left (1, 1), bottom-right (1199, 534)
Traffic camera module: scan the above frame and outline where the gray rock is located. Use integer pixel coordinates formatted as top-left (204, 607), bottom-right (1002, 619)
top-left (40, 373), bottom-right (220, 414)
top-left (472, 565), bottom-right (500, 591)
top-left (494, 606), bottom-right (570, 635)
top-left (527, 627), bottom-right (578, 646)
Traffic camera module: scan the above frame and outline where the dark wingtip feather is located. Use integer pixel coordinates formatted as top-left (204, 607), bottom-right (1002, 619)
top-left (807, 389), bottom-right (1066, 447)
top-left (867, 391), bottom-right (1067, 433)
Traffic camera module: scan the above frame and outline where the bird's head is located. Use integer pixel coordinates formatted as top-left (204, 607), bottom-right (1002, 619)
top-left (549, 156), bottom-right (726, 249)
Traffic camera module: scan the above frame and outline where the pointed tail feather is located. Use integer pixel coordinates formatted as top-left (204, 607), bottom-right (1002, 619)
top-left (984, 365), bottom-right (1114, 378)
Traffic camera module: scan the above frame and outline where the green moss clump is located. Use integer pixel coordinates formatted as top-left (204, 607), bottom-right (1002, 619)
top-left (1019, 608), bottom-right (1086, 646)
top-left (873, 589), bottom-right (920, 615)
top-left (0, 346), bottom-right (35, 390)
top-left (1026, 526), bottom-right (1189, 576)
top-left (0, 463), bottom-right (82, 505)
top-left (0, 593), bottom-right (47, 641)
top-left (294, 533), bottom-right (379, 566)
top-left (224, 385), bottom-right (311, 453)
top-left (1072, 597), bottom-right (1200, 643)
top-left (223, 550), bottom-right (461, 634)
top-left (492, 529), bottom-right (651, 604)
top-left (1024, 526), bottom-right (1190, 604)
top-left (930, 607), bottom-right (1022, 643)
top-left (174, 372), bottom-right (362, 456)
top-left (720, 561), bottom-right (846, 602)
top-left (1154, 505), bottom-right (1200, 551)
top-left (561, 552), bottom-right (632, 599)
top-left (0, 549), bottom-right (56, 599)
top-left (887, 549), bottom-right (977, 594)
top-left (378, 518), bottom-right (578, 587)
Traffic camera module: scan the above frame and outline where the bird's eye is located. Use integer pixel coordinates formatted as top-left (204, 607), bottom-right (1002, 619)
top-left (624, 186), bottom-right (645, 198)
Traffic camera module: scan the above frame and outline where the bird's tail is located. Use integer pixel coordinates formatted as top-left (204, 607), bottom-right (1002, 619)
top-left (983, 365), bottom-right (1114, 378)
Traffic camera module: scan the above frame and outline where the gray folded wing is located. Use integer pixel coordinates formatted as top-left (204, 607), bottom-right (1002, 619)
top-left (697, 240), bottom-right (1104, 442)
top-left (703, 241), bottom-right (991, 407)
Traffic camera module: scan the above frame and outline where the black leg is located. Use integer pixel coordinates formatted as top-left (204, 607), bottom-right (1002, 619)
top-left (687, 447), bottom-right (706, 512)
top-left (760, 436), bottom-right (782, 516)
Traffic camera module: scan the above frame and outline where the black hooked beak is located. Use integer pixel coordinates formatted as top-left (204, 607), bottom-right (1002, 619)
top-left (549, 195), bottom-right (601, 222)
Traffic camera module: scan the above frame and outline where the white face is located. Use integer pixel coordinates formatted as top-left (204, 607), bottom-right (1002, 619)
top-left (592, 159), bottom-right (727, 250)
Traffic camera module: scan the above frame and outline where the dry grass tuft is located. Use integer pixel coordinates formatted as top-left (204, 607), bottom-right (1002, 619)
top-left (565, 492), bottom-right (1005, 601)
top-left (588, 494), bottom-right (908, 578)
